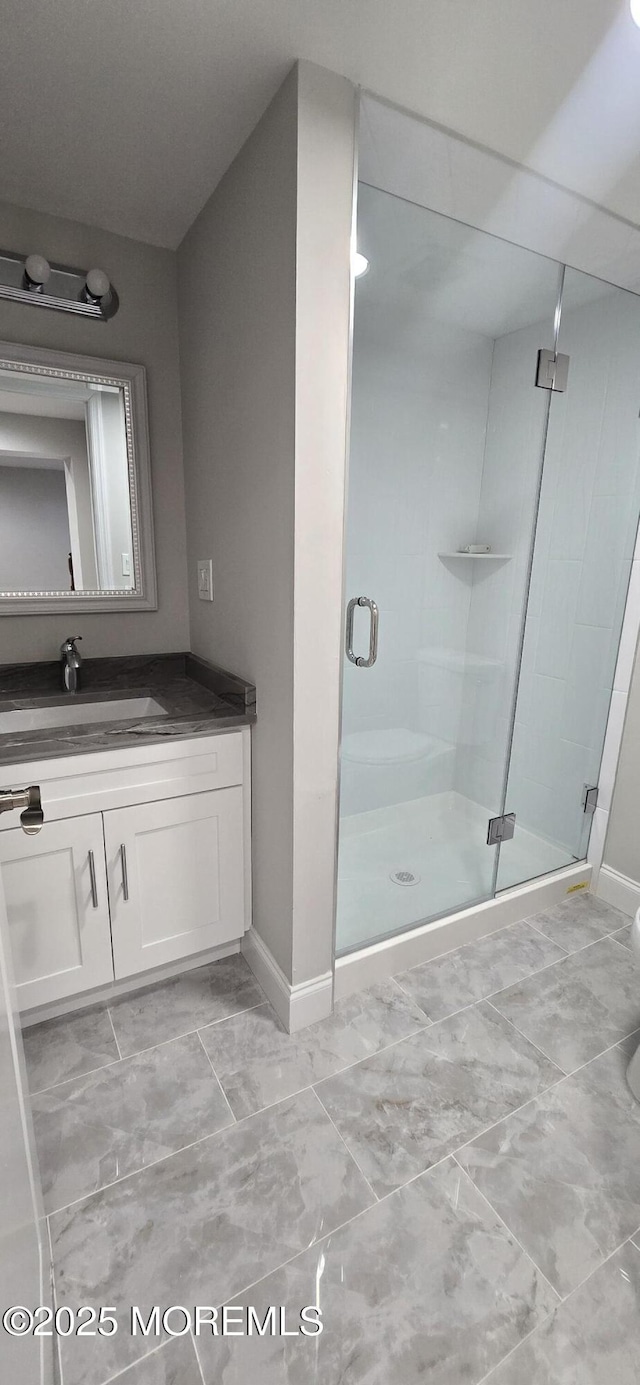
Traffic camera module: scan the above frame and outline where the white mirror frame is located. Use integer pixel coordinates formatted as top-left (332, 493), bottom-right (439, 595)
top-left (0, 340), bottom-right (157, 613)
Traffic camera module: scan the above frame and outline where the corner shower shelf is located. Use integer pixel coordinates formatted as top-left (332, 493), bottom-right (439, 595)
top-left (437, 551), bottom-right (512, 560)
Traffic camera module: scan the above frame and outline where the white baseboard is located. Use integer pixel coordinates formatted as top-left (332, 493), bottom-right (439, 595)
top-left (596, 864), bottom-right (640, 919)
top-left (334, 862), bottom-right (592, 1001)
top-left (242, 927), bottom-right (333, 1033)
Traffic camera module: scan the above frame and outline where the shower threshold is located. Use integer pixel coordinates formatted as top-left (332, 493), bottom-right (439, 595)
top-left (335, 792), bottom-right (590, 999)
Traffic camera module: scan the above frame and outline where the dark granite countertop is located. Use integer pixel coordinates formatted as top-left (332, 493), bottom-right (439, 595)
top-left (0, 653), bottom-right (256, 766)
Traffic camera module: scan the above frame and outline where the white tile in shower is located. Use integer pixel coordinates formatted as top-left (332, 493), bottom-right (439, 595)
top-left (535, 559), bottom-right (582, 680)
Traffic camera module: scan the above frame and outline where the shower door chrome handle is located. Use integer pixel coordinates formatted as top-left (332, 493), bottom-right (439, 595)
top-left (346, 596), bottom-right (379, 667)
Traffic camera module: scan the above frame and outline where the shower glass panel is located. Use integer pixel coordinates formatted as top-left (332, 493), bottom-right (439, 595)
top-left (335, 184), bottom-right (561, 955)
top-left (497, 267), bottom-right (640, 891)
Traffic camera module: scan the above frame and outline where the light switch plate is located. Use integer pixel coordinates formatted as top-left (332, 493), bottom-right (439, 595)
top-left (197, 559), bottom-right (214, 601)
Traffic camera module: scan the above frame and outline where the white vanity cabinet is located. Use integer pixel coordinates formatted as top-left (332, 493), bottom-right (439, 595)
top-left (104, 787), bottom-right (245, 978)
top-left (0, 812), bottom-right (114, 1010)
top-left (0, 728), bottom-right (251, 1013)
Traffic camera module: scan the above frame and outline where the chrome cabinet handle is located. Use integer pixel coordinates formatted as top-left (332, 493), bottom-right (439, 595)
top-left (88, 849), bottom-right (98, 909)
top-left (345, 596), bottom-right (379, 667)
top-left (120, 843), bottom-right (129, 901)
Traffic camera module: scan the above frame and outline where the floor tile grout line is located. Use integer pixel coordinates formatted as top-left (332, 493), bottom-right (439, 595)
top-left (39, 998), bottom-right (640, 1224)
top-left (393, 900), bottom-right (623, 991)
top-left (40, 1003), bottom-right (637, 1221)
top-left (44, 1025), bottom-right (432, 1217)
top-left (488, 999), bottom-right (640, 1085)
top-left (519, 916), bottom-right (572, 952)
top-left (106, 997), bottom-right (266, 1063)
top-left (97, 1337), bottom-right (174, 1384)
top-left (46, 996), bottom-right (566, 1222)
top-left (473, 1311), bottom-right (550, 1385)
top-left (191, 1328), bottom-right (207, 1385)
top-left (310, 1085), bottom-right (380, 1205)
top-left (394, 927), bottom-right (634, 1031)
top-left (395, 913), bottom-right (554, 978)
top-left (27, 1054), bottom-right (123, 1098)
top-left (483, 998), bottom-right (570, 1075)
top-left (25, 1000), bottom-right (267, 1096)
top-left (448, 1022), bottom-right (640, 1185)
top-left (208, 1152), bottom-right (457, 1316)
top-left (106, 1007), bottom-right (122, 1061)
top-left (609, 926), bottom-right (634, 950)
top-left (546, 1228), bottom-right (640, 1305)
top-left (473, 1233), bottom-right (640, 1385)
top-left (450, 1153), bottom-right (561, 1304)
top-left (193, 1011), bottom-right (433, 1127)
top-left (196, 1031), bottom-right (237, 1126)
top-left (45, 1069), bottom-right (407, 1221)
top-left (45, 1119), bottom-right (251, 1219)
top-left (526, 914), bottom-right (627, 954)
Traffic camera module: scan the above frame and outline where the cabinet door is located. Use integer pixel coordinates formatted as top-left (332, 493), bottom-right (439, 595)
top-left (0, 813), bottom-right (114, 1011)
top-left (104, 788), bottom-right (246, 978)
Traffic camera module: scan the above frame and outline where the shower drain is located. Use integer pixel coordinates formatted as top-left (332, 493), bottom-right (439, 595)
top-left (389, 870), bottom-right (421, 886)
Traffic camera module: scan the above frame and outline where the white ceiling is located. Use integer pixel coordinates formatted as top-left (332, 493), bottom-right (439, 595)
top-left (2, 0), bottom-right (640, 250)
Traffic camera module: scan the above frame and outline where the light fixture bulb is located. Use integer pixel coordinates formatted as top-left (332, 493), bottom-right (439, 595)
top-left (632, 0), bottom-right (640, 27)
top-left (353, 251), bottom-right (370, 278)
top-left (24, 253), bottom-right (51, 288)
top-left (85, 268), bottom-right (110, 300)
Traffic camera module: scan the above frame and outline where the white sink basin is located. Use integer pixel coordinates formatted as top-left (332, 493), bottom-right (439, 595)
top-left (0, 697), bottom-right (167, 734)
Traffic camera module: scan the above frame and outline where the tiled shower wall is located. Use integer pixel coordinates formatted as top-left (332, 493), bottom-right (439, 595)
top-left (342, 267), bottom-right (640, 848)
top-left (340, 318), bottom-right (494, 814)
top-left (461, 283), bottom-right (640, 861)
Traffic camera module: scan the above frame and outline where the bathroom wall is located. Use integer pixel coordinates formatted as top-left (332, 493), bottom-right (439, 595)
top-left (179, 69), bottom-right (298, 983)
top-left (0, 198), bottom-right (188, 661)
top-left (0, 466), bottom-right (70, 590)
top-left (0, 412), bottom-right (97, 587)
top-left (179, 61), bottom-right (355, 994)
top-left (603, 642), bottom-right (640, 888)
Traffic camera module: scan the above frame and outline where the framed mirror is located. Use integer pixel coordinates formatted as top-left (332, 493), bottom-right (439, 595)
top-left (0, 341), bottom-right (157, 612)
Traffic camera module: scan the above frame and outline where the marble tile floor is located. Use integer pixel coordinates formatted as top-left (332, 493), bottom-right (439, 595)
top-left (20, 891), bottom-right (640, 1384)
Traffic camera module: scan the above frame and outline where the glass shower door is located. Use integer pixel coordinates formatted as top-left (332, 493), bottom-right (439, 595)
top-left (335, 183), bottom-right (562, 955)
top-left (497, 266), bottom-right (640, 890)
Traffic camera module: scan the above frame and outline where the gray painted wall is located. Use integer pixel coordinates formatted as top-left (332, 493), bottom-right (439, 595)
top-left (179, 68), bottom-right (298, 980)
top-left (604, 649), bottom-right (640, 882)
top-left (0, 466), bottom-right (70, 590)
top-left (178, 62), bottom-right (355, 987)
top-left (0, 411), bottom-right (97, 587)
top-left (0, 199), bottom-right (188, 660)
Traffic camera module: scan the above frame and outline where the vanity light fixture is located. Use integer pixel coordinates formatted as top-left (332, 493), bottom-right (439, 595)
top-left (23, 254), bottom-right (51, 292)
top-left (632, 0), bottom-right (640, 26)
top-left (353, 251), bottom-right (370, 278)
top-left (0, 249), bottom-right (119, 320)
top-left (83, 268), bottom-right (111, 304)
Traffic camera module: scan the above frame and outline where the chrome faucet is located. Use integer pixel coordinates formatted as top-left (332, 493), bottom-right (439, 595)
top-left (60, 636), bottom-right (82, 693)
